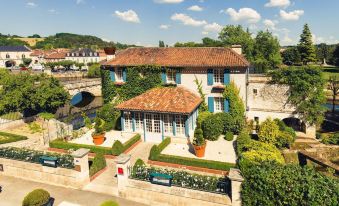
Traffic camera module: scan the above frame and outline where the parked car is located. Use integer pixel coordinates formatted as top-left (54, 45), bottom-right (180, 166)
top-left (32, 64), bottom-right (44, 71)
top-left (20, 67), bottom-right (29, 71)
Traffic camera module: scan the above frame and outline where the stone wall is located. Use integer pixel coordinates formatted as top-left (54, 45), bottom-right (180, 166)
top-left (119, 179), bottom-right (231, 206)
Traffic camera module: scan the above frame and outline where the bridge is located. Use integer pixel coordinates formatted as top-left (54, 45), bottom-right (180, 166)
top-left (62, 78), bottom-right (102, 97)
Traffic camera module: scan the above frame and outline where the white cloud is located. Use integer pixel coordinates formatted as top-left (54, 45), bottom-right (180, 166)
top-left (188, 5), bottom-right (203, 12)
top-left (154, 0), bottom-right (184, 4)
top-left (265, 0), bottom-right (290, 8)
top-left (48, 9), bottom-right (59, 14)
top-left (203, 22), bottom-right (223, 34)
top-left (171, 13), bottom-right (207, 26)
top-left (159, 24), bottom-right (170, 29)
top-left (115, 10), bottom-right (140, 23)
top-left (263, 19), bottom-right (276, 30)
top-left (225, 8), bottom-right (261, 23)
top-left (76, 0), bottom-right (85, 4)
top-left (26, 2), bottom-right (37, 8)
top-left (280, 10), bottom-right (304, 21)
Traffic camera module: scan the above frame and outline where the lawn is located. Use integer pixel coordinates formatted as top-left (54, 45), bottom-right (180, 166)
top-left (322, 66), bottom-right (339, 80)
top-left (0, 131), bottom-right (28, 144)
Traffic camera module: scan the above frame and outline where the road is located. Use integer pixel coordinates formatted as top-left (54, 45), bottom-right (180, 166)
top-left (0, 176), bottom-right (147, 206)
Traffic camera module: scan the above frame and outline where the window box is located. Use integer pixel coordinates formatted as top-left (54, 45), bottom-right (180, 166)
top-left (212, 85), bottom-right (225, 92)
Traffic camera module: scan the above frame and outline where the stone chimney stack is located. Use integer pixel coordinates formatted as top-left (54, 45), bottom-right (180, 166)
top-left (231, 45), bottom-right (242, 55)
top-left (104, 47), bottom-right (116, 61)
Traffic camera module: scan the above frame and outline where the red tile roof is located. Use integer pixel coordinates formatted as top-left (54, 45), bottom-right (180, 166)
top-left (45, 52), bottom-right (66, 59)
top-left (116, 87), bottom-right (202, 114)
top-left (102, 47), bottom-right (249, 68)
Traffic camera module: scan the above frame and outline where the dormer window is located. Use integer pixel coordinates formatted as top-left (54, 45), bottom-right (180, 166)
top-left (166, 70), bottom-right (176, 83)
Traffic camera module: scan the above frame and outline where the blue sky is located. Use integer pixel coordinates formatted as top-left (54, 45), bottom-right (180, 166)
top-left (0, 0), bottom-right (338, 46)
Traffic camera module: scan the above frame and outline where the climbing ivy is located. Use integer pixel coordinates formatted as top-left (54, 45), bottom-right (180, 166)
top-left (101, 65), bottom-right (163, 103)
top-left (223, 81), bottom-right (245, 134)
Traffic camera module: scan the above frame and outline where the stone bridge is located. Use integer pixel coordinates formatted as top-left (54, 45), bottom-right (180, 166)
top-left (62, 78), bottom-right (102, 97)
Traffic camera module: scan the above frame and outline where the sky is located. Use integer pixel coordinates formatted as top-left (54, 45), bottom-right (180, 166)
top-left (0, 0), bottom-right (338, 46)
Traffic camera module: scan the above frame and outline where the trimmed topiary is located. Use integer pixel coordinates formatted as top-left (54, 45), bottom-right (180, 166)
top-left (100, 200), bottom-right (119, 206)
top-left (22, 189), bottom-right (50, 206)
top-left (89, 153), bottom-right (107, 177)
top-left (112, 140), bottom-right (124, 156)
top-left (224, 131), bottom-right (234, 141)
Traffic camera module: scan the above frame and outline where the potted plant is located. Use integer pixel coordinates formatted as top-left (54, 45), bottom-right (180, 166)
top-left (92, 117), bottom-right (106, 145)
top-left (192, 127), bottom-right (206, 158)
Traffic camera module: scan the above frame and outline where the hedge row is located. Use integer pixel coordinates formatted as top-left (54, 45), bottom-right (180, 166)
top-left (149, 137), bottom-right (235, 171)
top-left (0, 132), bottom-right (28, 144)
top-left (89, 153), bottom-right (107, 177)
top-left (49, 134), bottom-right (141, 156)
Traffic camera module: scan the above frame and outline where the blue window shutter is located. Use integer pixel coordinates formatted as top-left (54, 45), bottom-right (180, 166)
top-left (123, 68), bottom-right (127, 82)
top-left (176, 70), bottom-right (181, 84)
top-left (185, 116), bottom-right (189, 137)
top-left (224, 99), bottom-right (230, 112)
top-left (207, 69), bottom-right (214, 85)
top-left (109, 68), bottom-right (115, 82)
top-left (208, 97), bottom-right (214, 113)
top-left (224, 68), bottom-right (230, 85)
top-left (120, 111), bottom-right (125, 131)
top-left (161, 68), bottom-right (167, 84)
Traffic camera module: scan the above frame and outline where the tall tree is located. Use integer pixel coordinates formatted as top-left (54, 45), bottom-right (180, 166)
top-left (252, 31), bottom-right (282, 72)
top-left (332, 44), bottom-right (339, 66)
top-left (298, 24), bottom-right (316, 65)
top-left (159, 40), bottom-right (165, 47)
top-left (218, 25), bottom-right (254, 61)
top-left (328, 75), bottom-right (339, 113)
top-left (282, 47), bottom-right (301, 66)
top-left (317, 43), bottom-right (329, 64)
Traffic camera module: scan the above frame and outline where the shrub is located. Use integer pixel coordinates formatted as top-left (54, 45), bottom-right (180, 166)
top-left (193, 127), bottom-right (205, 146)
top-left (224, 131), bottom-right (234, 141)
top-left (196, 111), bottom-right (212, 128)
top-left (275, 131), bottom-right (294, 148)
top-left (87, 63), bottom-right (101, 78)
top-left (241, 162), bottom-right (339, 206)
top-left (93, 118), bottom-right (105, 135)
top-left (258, 118), bottom-right (280, 144)
top-left (112, 140), bottom-right (124, 156)
top-left (96, 103), bottom-right (121, 131)
top-left (202, 113), bottom-right (224, 141)
top-left (322, 133), bottom-right (339, 145)
top-left (100, 201), bottom-right (119, 206)
top-left (149, 137), bottom-right (171, 160)
top-left (89, 153), bottom-right (107, 177)
top-left (241, 142), bottom-right (285, 165)
top-left (50, 139), bottom-right (112, 155)
top-left (22, 189), bottom-right (50, 206)
top-left (0, 132), bottom-right (27, 144)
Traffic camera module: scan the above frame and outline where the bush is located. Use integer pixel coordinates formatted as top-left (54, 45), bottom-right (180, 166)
top-left (0, 132), bottom-right (27, 144)
top-left (258, 118), bottom-right (280, 144)
top-left (322, 133), bottom-right (339, 145)
top-left (149, 137), bottom-right (171, 160)
top-left (22, 189), bottom-right (50, 206)
top-left (240, 142), bottom-right (285, 165)
top-left (89, 153), bottom-right (107, 177)
top-left (202, 113), bottom-right (224, 141)
top-left (193, 127), bottom-right (205, 146)
top-left (93, 118), bottom-right (105, 135)
top-left (275, 131), bottom-right (294, 148)
top-left (196, 111), bottom-right (212, 128)
top-left (112, 141), bottom-right (124, 156)
top-left (50, 139), bottom-right (112, 155)
top-left (96, 103), bottom-right (121, 131)
top-left (100, 201), bottom-right (119, 206)
top-left (241, 162), bottom-right (339, 206)
top-left (87, 63), bottom-right (101, 78)
top-left (224, 131), bottom-right (234, 141)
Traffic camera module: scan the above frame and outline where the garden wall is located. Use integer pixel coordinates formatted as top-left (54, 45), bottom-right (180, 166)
top-left (0, 116), bottom-right (35, 130)
top-left (119, 179), bottom-right (231, 206)
top-left (0, 157), bottom-right (89, 189)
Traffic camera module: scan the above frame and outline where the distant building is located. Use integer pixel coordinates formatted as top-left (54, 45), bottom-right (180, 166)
top-left (0, 46), bottom-right (32, 68)
top-left (65, 48), bottom-right (100, 64)
top-left (45, 49), bottom-right (69, 63)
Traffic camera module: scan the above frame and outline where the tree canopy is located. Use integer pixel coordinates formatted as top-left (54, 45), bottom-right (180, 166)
top-left (298, 24), bottom-right (317, 65)
top-left (270, 66), bottom-right (326, 125)
top-left (0, 69), bottom-right (69, 116)
top-left (282, 47), bottom-right (301, 65)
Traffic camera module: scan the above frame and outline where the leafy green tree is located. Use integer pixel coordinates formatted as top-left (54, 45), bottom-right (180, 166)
top-left (218, 25), bottom-right (254, 61)
top-left (298, 24), bottom-right (317, 65)
top-left (201, 37), bottom-right (223, 47)
top-left (270, 66), bottom-right (326, 125)
top-left (0, 36), bottom-right (28, 46)
top-left (22, 58), bottom-right (32, 66)
top-left (28, 34), bottom-right (41, 38)
top-left (282, 47), bottom-right (301, 65)
top-left (332, 44), bottom-right (339, 66)
top-left (252, 31), bottom-right (282, 72)
top-left (328, 75), bottom-right (339, 113)
top-left (317, 43), bottom-right (329, 64)
top-left (87, 63), bottom-right (101, 78)
top-left (159, 40), bottom-right (165, 47)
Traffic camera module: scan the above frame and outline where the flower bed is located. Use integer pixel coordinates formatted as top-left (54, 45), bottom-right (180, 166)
top-left (0, 132), bottom-right (27, 144)
top-left (131, 160), bottom-right (230, 194)
top-left (0, 147), bottom-right (74, 169)
top-left (49, 134), bottom-right (141, 156)
top-left (149, 138), bottom-right (235, 171)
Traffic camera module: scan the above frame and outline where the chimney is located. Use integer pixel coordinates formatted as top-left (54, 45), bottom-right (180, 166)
top-left (231, 45), bottom-right (242, 55)
top-left (104, 47), bottom-right (116, 61)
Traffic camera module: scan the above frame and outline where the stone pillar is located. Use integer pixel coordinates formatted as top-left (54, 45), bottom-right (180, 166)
top-left (115, 154), bottom-right (131, 192)
top-left (72, 148), bottom-right (90, 179)
top-left (229, 168), bottom-right (244, 206)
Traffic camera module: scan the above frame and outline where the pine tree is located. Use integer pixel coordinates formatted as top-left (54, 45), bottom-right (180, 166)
top-left (298, 24), bottom-right (316, 65)
top-left (159, 40), bottom-right (165, 47)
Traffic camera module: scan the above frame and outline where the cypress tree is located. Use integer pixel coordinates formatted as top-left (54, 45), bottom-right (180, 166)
top-left (298, 24), bottom-right (316, 65)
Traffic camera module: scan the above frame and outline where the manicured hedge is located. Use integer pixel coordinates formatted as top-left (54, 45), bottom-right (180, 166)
top-left (22, 189), bottom-right (50, 206)
top-left (0, 132), bottom-right (27, 144)
top-left (149, 137), bottom-right (235, 171)
top-left (50, 134), bottom-right (141, 156)
top-left (49, 140), bottom-right (112, 155)
top-left (89, 153), bottom-right (107, 177)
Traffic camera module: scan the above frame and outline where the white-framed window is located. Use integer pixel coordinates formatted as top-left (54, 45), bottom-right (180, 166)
top-left (213, 69), bottom-right (224, 84)
top-left (214, 97), bottom-right (224, 112)
top-left (22, 54), bottom-right (25, 58)
top-left (153, 114), bottom-right (161, 133)
top-left (116, 68), bottom-right (123, 81)
top-left (135, 113), bottom-right (143, 131)
top-left (163, 114), bottom-right (173, 134)
top-left (124, 112), bottom-right (132, 131)
top-left (175, 115), bottom-right (185, 135)
top-left (167, 70), bottom-right (176, 83)
top-left (145, 113), bottom-right (161, 133)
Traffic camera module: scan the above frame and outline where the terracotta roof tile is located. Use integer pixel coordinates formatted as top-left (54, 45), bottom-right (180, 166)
top-left (45, 51), bottom-right (66, 59)
top-left (103, 47), bottom-right (249, 68)
top-left (116, 87), bottom-right (202, 114)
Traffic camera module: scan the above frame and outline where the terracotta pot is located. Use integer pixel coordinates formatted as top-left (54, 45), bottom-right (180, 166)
top-left (193, 142), bottom-right (207, 158)
top-left (92, 132), bottom-right (105, 145)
